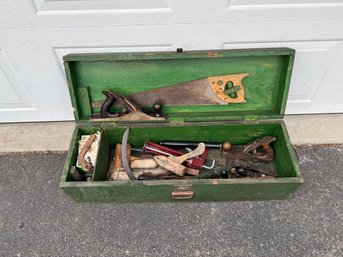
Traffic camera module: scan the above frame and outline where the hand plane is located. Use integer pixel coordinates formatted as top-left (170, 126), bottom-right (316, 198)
top-left (90, 91), bottom-right (165, 121)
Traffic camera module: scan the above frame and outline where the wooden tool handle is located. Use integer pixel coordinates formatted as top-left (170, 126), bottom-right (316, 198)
top-left (131, 159), bottom-right (157, 169)
top-left (113, 144), bottom-right (131, 172)
top-left (173, 143), bottom-right (206, 163)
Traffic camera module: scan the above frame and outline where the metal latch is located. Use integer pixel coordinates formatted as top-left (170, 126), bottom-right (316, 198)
top-left (171, 185), bottom-right (193, 199)
top-left (244, 115), bottom-right (259, 121)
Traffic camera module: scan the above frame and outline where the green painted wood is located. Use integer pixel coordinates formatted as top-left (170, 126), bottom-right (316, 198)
top-left (60, 126), bottom-right (80, 183)
top-left (279, 55), bottom-right (295, 116)
top-left (63, 48), bottom-right (295, 62)
top-left (92, 129), bottom-right (110, 181)
top-left (63, 48), bottom-right (294, 123)
top-left (60, 178), bottom-right (302, 203)
top-left (64, 62), bottom-right (80, 121)
top-left (60, 121), bottom-right (303, 202)
top-left (77, 87), bottom-right (92, 117)
top-left (61, 125), bottom-right (101, 182)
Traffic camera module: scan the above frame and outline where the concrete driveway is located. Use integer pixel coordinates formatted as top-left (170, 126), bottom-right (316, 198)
top-left (0, 145), bottom-right (342, 257)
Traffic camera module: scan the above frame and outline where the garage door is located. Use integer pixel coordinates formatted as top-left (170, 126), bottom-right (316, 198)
top-left (1, 0), bottom-right (343, 122)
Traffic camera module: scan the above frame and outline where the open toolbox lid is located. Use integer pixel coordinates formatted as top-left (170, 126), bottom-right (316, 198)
top-left (63, 48), bottom-right (295, 123)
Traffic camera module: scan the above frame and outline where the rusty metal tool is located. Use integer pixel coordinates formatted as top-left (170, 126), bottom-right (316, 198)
top-left (77, 134), bottom-right (97, 172)
top-left (229, 136), bottom-right (276, 163)
top-left (126, 73), bottom-right (249, 105)
top-left (92, 73), bottom-right (249, 108)
top-left (154, 143), bottom-right (206, 176)
top-left (195, 161), bottom-right (276, 179)
top-left (194, 165), bottom-right (231, 179)
top-left (121, 128), bottom-right (136, 180)
top-left (231, 159), bottom-right (276, 177)
top-left (90, 91), bottom-right (165, 121)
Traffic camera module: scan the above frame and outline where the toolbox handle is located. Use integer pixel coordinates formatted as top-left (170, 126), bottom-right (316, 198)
top-left (171, 186), bottom-right (193, 199)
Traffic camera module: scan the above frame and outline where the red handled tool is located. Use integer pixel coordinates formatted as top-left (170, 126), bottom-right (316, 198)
top-left (142, 141), bottom-right (209, 169)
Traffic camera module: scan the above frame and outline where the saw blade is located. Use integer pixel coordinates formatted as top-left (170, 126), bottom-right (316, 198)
top-left (126, 78), bottom-right (225, 106)
top-left (91, 73), bottom-right (248, 108)
top-left (126, 73), bottom-right (248, 106)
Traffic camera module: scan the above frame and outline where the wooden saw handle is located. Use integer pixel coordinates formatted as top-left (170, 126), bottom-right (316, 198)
top-left (208, 73), bottom-right (249, 103)
top-left (172, 143), bottom-right (206, 164)
top-left (153, 155), bottom-right (187, 176)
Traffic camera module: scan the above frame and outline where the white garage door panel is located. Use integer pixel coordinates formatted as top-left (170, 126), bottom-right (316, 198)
top-left (32, 3), bottom-right (343, 28)
top-left (33, 0), bottom-right (171, 14)
top-left (0, 50), bottom-right (34, 110)
top-left (35, 1), bottom-right (343, 25)
top-left (0, 1), bottom-right (343, 122)
top-left (2, 1), bottom-right (343, 29)
top-left (224, 40), bottom-right (343, 114)
top-left (0, 26), bottom-right (178, 122)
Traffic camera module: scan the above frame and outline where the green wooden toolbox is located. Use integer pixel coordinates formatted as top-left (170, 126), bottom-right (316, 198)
top-left (60, 48), bottom-right (303, 203)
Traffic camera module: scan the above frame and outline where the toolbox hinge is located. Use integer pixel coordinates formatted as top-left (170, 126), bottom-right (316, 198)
top-left (169, 119), bottom-right (185, 127)
top-left (244, 115), bottom-right (260, 121)
top-left (79, 122), bottom-right (118, 128)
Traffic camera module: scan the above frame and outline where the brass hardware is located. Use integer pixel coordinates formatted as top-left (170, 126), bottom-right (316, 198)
top-left (171, 186), bottom-right (193, 199)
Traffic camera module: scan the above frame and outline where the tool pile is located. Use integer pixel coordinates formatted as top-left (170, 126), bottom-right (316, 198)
top-left (103, 128), bottom-right (277, 181)
top-left (71, 77), bottom-right (276, 181)
top-left (70, 129), bottom-right (277, 182)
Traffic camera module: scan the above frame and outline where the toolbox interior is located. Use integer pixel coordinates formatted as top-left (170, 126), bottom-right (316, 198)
top-left (63, 122), bottom-right (299, 182)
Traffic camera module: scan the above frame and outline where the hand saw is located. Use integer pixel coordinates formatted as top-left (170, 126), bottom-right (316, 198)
top-left (92, 73), bottom-right (249, 108)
